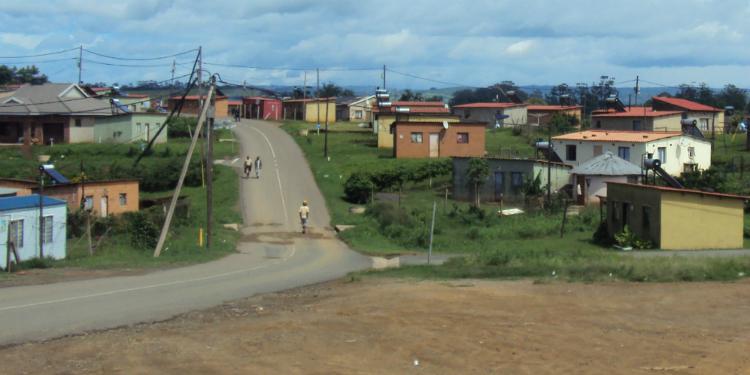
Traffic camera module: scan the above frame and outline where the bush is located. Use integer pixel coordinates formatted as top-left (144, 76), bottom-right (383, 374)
top-left (592, 221), bottom-right (613, 246)
top-left (17, 256), bottom-right (55, 270)
top-left (368, 202), bottom-right (413, 229)
top-left (124, 212), bottom-right (160, 250)
top-left (344, 172), bottom-right (373, 204)
top-left (167, 117), bottom-right (198, 138)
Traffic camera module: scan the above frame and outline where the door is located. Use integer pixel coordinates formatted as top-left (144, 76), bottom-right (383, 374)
top-left (494, 171), bottom-right (505, 201)
top-left (100, 196), bottom-right (108, 218)
top-left (429, 133), bottom-right (439, 158)
top-left (42, 123), bottom-right (65, 145)
top-left (576, 175), bottom-right (586, 205)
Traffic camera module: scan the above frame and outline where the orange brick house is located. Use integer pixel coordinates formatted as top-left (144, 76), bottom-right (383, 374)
top-left (167, 95), bottom-right (229, 118)
top-left (0, 178), bottom-right (139, 217)
top-left (393, 121), bottom-right (486, 159)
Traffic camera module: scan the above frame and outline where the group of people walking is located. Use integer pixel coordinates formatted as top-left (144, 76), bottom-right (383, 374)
top-left (243, 155), bottom-right (310, 234)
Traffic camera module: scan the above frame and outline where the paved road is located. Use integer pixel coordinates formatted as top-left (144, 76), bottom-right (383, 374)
top-left (0, 120), bottom-right (370, 345)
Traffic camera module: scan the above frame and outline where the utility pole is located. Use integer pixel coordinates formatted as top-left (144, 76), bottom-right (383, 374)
top-left (206, 76), bottom-right (216, 249)
top-left (546, 122), bottom-right (552, 208)
top-left (77, 45), bottom-right (83, 84)
top-left (197, 46), bottom-right (203, 114)
top-left (154, 84), bottom-right (215, 257)
top-left (171, 59), bottom-right (176, 86)
top-left (38, 165), bottom-right (44, 258)
top-left (302, 71), bottom-right (307, 120)
top-left (316, 68), bottom-right (320, 128)
top-left (382, 64), bottom-right (386, 89)
top-left (324, 97), bottom-right (329, 158)
top-left (633, 75), bottom-right (640, 107)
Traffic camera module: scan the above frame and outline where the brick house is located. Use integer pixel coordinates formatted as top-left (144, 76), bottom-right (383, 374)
top-left (592, 107), bottom-right (683, 132)
top-left (0, 178), bottom-right (139, 217)
top-left (393, 121), bottom-right (486, 159)
top-left (452, 102), bottom-right (528, 128)
top-left (651, 96), bottom-right (724, 133)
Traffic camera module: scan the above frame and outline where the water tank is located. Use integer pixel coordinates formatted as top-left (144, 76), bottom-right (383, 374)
top-left (681, 118), bottom-right (698, 126)
top-left (644, 158), bottom-right (661, 169)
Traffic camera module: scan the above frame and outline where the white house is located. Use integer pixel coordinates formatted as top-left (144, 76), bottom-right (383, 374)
top-left (551, 130), bottom-right (711, 176)
top-left (1, 195), bottom-right (67, 269)
top-left (569, 151), bottom-right (642, 205)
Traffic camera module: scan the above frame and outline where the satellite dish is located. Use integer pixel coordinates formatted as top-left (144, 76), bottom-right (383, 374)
top-left (443, 121), bottom-right (449, 129)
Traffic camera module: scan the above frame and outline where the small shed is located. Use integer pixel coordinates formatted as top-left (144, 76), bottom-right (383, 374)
top-left (606, 182), bottom-right (748, 250)
top-left (570, 151), bottom-right (641, 205)
top-left (1, 195), bottom-right (67, 269)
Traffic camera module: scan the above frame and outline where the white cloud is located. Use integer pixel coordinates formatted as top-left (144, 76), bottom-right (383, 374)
top-left (505, 40), bottom-right (535, 56)
top-left (0, 33), bottom-right (45, 49)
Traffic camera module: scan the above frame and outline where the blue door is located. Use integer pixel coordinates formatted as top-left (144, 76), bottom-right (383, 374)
top-left (494, 171), bottom-right (505, 201)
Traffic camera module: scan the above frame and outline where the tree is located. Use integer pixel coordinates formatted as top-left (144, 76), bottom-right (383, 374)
top-left (676, 82), bottom-right (716, 106)
top-left (0, 64), bottom-right (48, 85)
top-left (0, 66), bottom-right (13, 85)
top-left (546, 83), bottom-right (575, 105)
top-left (716, 84), bottom-right (746, 111)
top-left (319, 82), bottom-right (353, 98)
top-left (465, 158), bottom-right (489, 207)
top-left (449, 82), bottom-right (528, 106)
top-left (399, 89), bottom-right (424, 101)
top-left (590, 76), bottom-right (618, 109)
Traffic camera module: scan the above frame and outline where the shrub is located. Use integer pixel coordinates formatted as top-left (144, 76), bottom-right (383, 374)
top-left (344, 172), bottom-right (373, 204)
top-left (368, 202), bottom-right (413, 229)
top-left (124, 211), bottom-right (160, 250)
top-left (167, 117), bottom-right (198, 138)
top-left (592, 221), bottom-right (613, 246)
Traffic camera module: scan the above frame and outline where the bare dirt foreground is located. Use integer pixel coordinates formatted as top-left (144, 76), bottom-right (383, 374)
top-left (2, 278), bottom-right (750, 375)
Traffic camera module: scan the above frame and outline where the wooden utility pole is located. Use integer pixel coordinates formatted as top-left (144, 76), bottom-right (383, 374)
top-left (205, 76), bottom-right (216, 249)
top-left (302, 71), bottom-right (307, 119)
top-left (382, 65), bottom-right (386, 89)
top-left (77, 45), bottom-right (83, 84)
top-left (316, 68), bottom-right (320, 127)
top-left (38, 165), bottom-right (44, 258)
top-left (324, 97), bottom-right (329, 158)
top-left (153, 84), bottom-right (215, 257)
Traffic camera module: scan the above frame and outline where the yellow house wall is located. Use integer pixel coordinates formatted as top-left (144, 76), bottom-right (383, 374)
top-left (304, 101), bottom-right (336, 123)
top-left (652, 116), bottom-right (682, 132)
top-left (595, 114), bottom-right (681, 132)
top-left (376, 114), bottom-right (460, 148)
top-left (660, 192), bottom-right (745, 250)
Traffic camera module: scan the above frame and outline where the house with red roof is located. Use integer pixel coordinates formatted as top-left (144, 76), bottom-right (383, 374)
top-left (592, 107), bottom-right (683, 132)
top-left (651, 96), bottom-right (724, 133)
top-left (527, 105), bottom-right (582, 127)
top-left (452, 102), bottom-right (527, 128)
top-left (374, 101), bottom-right (459, 149)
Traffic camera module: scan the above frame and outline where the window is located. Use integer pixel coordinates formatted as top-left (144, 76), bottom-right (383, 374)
top-left (410, 132), bottom-right (423, 143)
top-left (593, 145), bottom-right (603, 156)
top-left (618, 146), bottom-right (630, 161)
top-left (43, 215), bottom-right (53, 244)
top-left (457, 132), bottom-right (469, 144)
top-left (595, 120), bottom-right (601, 128)
top-left (463, 110), bottom-right (470, 119)
top-left (632, 120), bottom-right (642, 131)
top-left (9, 219), bottom-right (23, 248)
top-left (511, 172), bottom-right (524, 189)
top-left (657, 147), bottom-right (667, 163)
top-left (119, 193), bottom-right (127, 206)
top-left (84, 195), bottom-right (93, 210)
top-left (688, 146), bottom-right (695, 158)
top-left (699, 118), bottom-right (709, 131)
top-left (75, 119), bottom-right (82, 127)
top-left (642, 206), bottom-right (651, 233)
top-left (355, 110), bottom-right (363, 119)
top-left (684, 163), bottom-right (698, 173)
top-left (565, 145), bottom-right (577, 161)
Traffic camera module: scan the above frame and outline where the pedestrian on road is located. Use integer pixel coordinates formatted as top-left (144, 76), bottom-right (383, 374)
top-left (299, 200), bottom-right (310, 234)
top-left (254, 156), bottom-right (262, 179)
top-left (243, 156), bottom-right (252, 178)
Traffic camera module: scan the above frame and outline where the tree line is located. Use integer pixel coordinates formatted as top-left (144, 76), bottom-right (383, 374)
top-left (0, 65), bottom-right (49, 85)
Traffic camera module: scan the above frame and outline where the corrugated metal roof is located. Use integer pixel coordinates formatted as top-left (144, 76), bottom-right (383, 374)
top-left (0, 194), bottom-right (66, 211)
top-left (0, 83), bottom-right (124, 117)
top-left (570, 151), bottom-right (642, 176)
top-left (453, 102), bottom-right (526, 109)
top-left (553, 130), bottom-right (682, 143)
top-left (652, 96), bottom-right (722, 112)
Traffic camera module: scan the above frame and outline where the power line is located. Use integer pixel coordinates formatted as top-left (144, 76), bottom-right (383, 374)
top-left (82, 48), bottom-right (199, 61)
top-left (81, 58), bottom-right (193, 68)
top-left (0, 47), bottom-right (79, 59)
top-left (385, 68), bottom-right (479, 88)
top-left (0, 58), bottom-right (78, 65)
top-left (204, 61), bottom-right (380, 72)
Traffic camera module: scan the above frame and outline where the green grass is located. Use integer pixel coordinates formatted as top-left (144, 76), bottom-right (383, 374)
top-left (3, 129), bottom-right (241, 271)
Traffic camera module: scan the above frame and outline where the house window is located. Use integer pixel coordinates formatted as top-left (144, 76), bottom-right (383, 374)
top-left (410, 132), bottom-right (423, 143)
top-left (618, 146), bottom-right (630, 161)
top-left (593, 145), bottom-right (603, 156)
top-left (355, 110), bottom-right (363, 119)
top-left (565, 145), bottom-right (577, 161)
top-left (642, 206), bottom-right (651, 233)
top-left (75, 119), bottom-right (82, 127)
top-left (119, 193), bottom-right (127, 206)
top-left (457, 132), bottom-right (469, 144)
top-left (683, 163), bottom-right (698, 173)
top-left (43, 215), bottom-right (53, 244)
top-left (510, 172), bottom-right (524, 189)
top-left (84, 195), bottom-right (93, 210)
top-left (595, 120), bottom-right (601, 128)
top-left (688, 146), bottom-right (695, 158)
top-left (9, 219), bottom-right (23, 248)
top-left (463, 110), bottom-right (470, 119)
top-left (657, 147), bottom-right (667, 163)
top-left (699, 118), bottom-right (709, 130)
top-left (632, 120), bottom-right (642, 131)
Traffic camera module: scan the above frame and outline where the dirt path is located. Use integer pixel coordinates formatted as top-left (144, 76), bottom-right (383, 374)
top-left (2, 278), bottom-right (749, 374)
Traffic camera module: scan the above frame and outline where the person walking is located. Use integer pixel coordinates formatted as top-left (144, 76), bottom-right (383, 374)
top-left (254, 156), bottom-right (262, 179)
top-left (299, 200), bottom-right (310, 234)
top-left (243, 156), bottom-right (252, 178)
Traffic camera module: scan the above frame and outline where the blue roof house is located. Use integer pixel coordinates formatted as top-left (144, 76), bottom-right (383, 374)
top-left (0, 195), bottom-right (67, 269)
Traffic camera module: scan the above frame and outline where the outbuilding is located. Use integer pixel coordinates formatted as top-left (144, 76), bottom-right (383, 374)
top-left (606, 182), bottom-right (748, 250)
top-left (1, 195), bottom-right (67, 269)
top-left (569, 151), bottom-right (641, 205)
top-left (452, 102), bottom-right (528, 128)
top-left (243, 96), bottom-right (282, 121)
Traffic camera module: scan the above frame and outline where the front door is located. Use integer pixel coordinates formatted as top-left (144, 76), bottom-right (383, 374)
top-left (576, 175), bottom-right (586, 205)
top-left (100, 196), bottom-right (108, 218)
top-left (428, 133), bottom-right (439, 158)
top-left (494, 171), bottom-right (505, 201)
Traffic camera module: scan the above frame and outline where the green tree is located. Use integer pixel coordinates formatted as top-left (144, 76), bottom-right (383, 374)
top-left (319, 82), bottom-right (354, 98)
top-left (716, 84), bottom-right (746, 111)
top-left (399, 89), bottom-right (424, 101)
top-left (466, 158), bottom-right (489, 207)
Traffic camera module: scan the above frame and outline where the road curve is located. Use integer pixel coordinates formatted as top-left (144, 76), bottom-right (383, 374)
top-left (0, 119), bottom-right (370, 345)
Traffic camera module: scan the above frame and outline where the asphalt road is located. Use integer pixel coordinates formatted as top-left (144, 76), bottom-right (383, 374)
top-left (0, 119), bottom-right (371, 345)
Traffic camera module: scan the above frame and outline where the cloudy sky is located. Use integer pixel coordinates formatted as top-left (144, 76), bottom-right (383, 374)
top-left (1, 0), bottom-right (749, 89)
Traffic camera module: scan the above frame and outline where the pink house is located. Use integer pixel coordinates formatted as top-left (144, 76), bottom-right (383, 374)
top-left (243, 96), bottom-right (282, 121)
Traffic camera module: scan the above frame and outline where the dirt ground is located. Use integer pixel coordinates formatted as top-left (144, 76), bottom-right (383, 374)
top-left (2, 278), bottom-right (750, 374)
